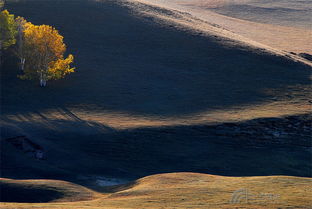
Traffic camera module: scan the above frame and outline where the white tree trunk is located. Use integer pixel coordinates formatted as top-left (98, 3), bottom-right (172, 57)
top-left (40, 79), bottom-right (47, 87)
top-left (40, 72), bottom-right (47, 87)
top-left (40, 72), bottom-right (44, 87)
top-left (18, 23), bottom-right (24, 71)
top-left (20, 57), bottom-right (25, 71)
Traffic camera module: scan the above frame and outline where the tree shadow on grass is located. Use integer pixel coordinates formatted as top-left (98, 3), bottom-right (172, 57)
top-left (1, 111), bottom-right (311, 181)
top-left (2, 0), bottom-right (311, 117)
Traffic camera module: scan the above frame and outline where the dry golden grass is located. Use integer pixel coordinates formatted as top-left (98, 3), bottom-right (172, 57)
top-left (1, 1), bottom-right (311, 208)
top-left (131, 0), bottom-right (312, 66)
top-left (1, 173), bottom-right (311, 209)
top-left (4, 99), bottom-right (310, 130)
top-left (3, 0), bottom-right (311, 133)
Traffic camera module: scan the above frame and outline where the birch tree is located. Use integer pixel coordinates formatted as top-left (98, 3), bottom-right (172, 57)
top-left (15, 16), bottom-right (26, 71)
top-left (18, 23), bottom-right (75, 86)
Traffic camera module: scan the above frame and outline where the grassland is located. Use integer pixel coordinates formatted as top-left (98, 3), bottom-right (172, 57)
top-left (1, 0), bottom-right (311, 208)
top-left (139, 0), bottom-right (312, 56)
top-left (1, 173), bottom-right (312, 208)
top-left (2, 0), bottom-right (311, 129)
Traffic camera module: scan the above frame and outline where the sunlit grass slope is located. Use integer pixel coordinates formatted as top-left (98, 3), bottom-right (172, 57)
top-left (1, 173), bottom-right (311, 209)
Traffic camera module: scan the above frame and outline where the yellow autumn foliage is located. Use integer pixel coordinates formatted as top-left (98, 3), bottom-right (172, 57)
top-left (48, 54), bottom-right (75, 79)
top-left (19, 22), bottom-right (74, 82)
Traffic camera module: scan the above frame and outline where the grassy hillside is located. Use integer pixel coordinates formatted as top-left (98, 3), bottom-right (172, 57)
top-left (1, 0), bottom-right (311, 179)
top-left (0, 178), bottom-right (97, 203)
top-left (0, 0), bottom-right (311, 208)
top-left (1, 114), bottom-right (311, 183)
top-left (2, 0), bottom-right (310, 117)
top-left (139, 0), bottom-right (312, 28)
top-left (1, 173), bottom-right (312, 208)
top-left (139, 0), bottom-right (312, 55)
top-left (210, 0), bottom-right (312, 29)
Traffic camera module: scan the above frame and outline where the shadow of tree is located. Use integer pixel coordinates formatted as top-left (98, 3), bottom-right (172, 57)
top-left (1, 0), bottom-right (311, 117)
top-left (1, 111), bottom-right (311, 181)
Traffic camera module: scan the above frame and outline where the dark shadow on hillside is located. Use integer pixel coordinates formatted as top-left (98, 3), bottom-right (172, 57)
top-left (2, 0), bottom-right (311, 117)
top-left (0, 182), bottom-right (64, 203)
top-left (0, 107), bottom-right (115, 139)
top-left (1, 112), bottom-right (311, 182)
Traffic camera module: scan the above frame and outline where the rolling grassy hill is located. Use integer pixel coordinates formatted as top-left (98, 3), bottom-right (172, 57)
top-left (0, 178), bottom-right (97, 203)
top-left (1, 173), bottom-right (312, 208)
top-left (139, 0), bottom-right (312, 55)
top-left (1, 0), bottom-right (311, 127)
top-left (1, 0), bottom-right (311, 208)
